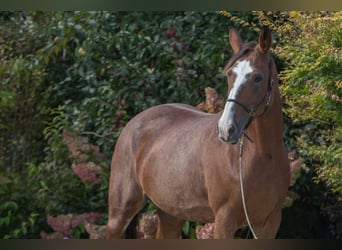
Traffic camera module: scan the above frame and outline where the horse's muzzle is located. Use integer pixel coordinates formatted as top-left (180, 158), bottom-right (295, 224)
top-left (216, 123), bottom-right (240, 144)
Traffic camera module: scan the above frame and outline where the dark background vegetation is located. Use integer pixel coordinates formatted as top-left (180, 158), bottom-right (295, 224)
top-left (0, 11), bottom-right (341, 238)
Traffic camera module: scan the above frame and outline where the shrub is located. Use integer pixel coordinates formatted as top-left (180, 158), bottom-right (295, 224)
top-left (275, 11), bottom-right (342, 238)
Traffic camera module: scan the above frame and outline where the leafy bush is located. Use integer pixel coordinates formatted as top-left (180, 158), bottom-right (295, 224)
top-left (0, 178), bottom-right (39, 238)
top-left (275, 11), bottom-right (342, 238)
top-left (41, 12), bottom-right (237, 154)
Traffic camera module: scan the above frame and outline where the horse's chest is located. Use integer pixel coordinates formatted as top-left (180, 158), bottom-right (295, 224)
top-left (243, 160), bottom-right (288, 221)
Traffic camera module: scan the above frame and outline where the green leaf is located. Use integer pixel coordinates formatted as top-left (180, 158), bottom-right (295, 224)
top-left (182, 221), bottom-right (190, 235)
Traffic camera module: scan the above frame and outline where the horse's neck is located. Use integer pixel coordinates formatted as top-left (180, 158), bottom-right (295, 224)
top-left (248, 84), bottom-right (284, 154)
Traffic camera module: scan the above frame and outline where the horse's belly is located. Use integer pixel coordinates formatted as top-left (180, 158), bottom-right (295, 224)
top-left (146, 191), bottom-right (215, 223)
top-left (166, 204), bottom-right (215, 223)
top-left (138, 147), bottom-right (215, 223)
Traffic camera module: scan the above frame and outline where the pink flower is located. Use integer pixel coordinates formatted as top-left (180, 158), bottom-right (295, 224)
top-left (83, 212), bottom-right (101, 224)
top-left (71, 219), bottom-right (81, 228)
top-left (46, 214), bottom-right (72, 237)
top-left (45, 213), bottom-right (102, 238)
top-left (166, 28), bottom-right (176, 38)
top-left (196, 223), bottom-right (214, 239)
top-left (72, 163), bottom-right (102, 184)
top-left (136, 212), bottom-right (158, 239)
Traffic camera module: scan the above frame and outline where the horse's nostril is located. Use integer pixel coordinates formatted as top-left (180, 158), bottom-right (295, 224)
top-left (217, 123), bottom-right (238, 143)
top-left (227, 124), bottom-right (236, 137)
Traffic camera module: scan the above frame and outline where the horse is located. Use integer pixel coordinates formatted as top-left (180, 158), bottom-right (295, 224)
top-left (105, 27), bottom-right (290, 239)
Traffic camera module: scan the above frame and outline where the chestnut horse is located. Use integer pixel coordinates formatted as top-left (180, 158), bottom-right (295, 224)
top-left (106, 27), bottom-right (290, 239)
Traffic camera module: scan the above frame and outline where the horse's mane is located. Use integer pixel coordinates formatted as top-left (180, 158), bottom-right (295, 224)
top-left (223, 41), bottom-right (257, 74)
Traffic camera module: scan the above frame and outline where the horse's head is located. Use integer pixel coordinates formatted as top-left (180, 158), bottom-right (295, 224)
top-left (217, 27), bottom-right (274, 144)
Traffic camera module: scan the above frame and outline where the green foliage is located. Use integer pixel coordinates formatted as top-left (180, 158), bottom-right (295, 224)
top-left (277, 12), bottom-right (342, 195)
top-left (0, 171), bottom-right (40, 238)
top-left (39, 12), bottom-right (237, 157)
top-left (71, 223), bottom-right (87, 239)
top-left (0, 200), bottom-right (38, 239)
top-left (275, 11), bottom-right (342, 238)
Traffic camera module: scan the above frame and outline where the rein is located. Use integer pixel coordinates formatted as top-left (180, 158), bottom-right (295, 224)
top-left (239, 135), bottom-right (258, 239)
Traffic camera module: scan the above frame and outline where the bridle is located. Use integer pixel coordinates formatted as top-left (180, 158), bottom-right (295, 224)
top-left (226, 54), bottom-right (274, 132)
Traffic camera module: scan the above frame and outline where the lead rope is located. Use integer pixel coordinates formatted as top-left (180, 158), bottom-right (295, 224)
top-left (239, 135), bottom-right (258, 239)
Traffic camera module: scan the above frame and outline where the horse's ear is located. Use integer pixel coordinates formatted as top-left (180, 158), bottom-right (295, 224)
top-left (258, 27), bottom-right (272, 54)
top-left (229, 27), bottom-right (243, 54)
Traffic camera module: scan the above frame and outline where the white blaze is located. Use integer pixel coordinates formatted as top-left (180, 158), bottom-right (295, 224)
top-left (218, 60), bottom-right (253, 133)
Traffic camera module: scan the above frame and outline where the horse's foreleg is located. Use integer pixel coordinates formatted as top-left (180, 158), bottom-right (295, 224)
top-left (155, 209), bottom-right (184, 239)
top-left (213, 205), bottom-right (238, 239)
top-left (254, 209), bottom-right (282, 239)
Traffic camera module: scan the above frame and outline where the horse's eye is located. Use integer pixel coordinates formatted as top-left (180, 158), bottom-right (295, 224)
top-left (254, 74), bottom-right (263, 83)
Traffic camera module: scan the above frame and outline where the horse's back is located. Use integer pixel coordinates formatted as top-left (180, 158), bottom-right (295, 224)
top-left (119, 103), bottom-right (213, 152)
